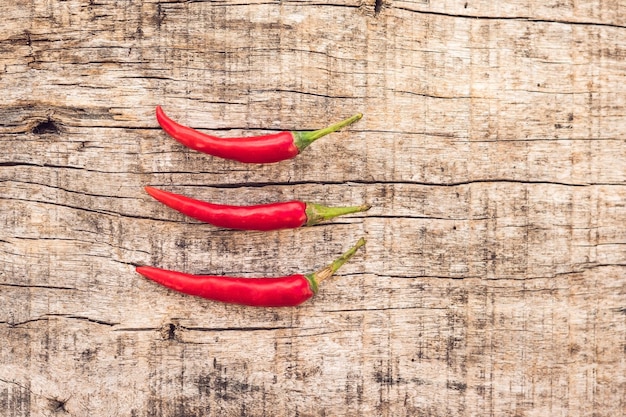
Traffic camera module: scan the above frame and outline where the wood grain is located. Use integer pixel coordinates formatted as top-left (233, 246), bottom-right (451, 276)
top-left (1, 1), bottom-right (625, 416)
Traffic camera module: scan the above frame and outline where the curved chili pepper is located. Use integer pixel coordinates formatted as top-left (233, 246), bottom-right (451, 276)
top-left (144, 186), bottom-right (371, 231)
top-left (155, 106), bottom-right (363, 163)
top-left (135, 237), bottom-right (366, 307)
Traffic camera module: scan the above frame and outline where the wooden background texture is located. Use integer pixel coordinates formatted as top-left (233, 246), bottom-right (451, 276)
top-left (1, 1), bottom-right (625, 416)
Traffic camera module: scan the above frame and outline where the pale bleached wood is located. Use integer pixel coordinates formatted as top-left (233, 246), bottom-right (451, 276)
top-left (1, 1), bottom-right (625, 416)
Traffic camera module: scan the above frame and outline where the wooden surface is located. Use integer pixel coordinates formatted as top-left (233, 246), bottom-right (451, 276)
top-left (1, 1), bottom-right (625, 416)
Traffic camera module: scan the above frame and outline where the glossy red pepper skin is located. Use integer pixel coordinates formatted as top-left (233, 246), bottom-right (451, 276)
top-left (136, 238), bottom-right (366, 307)
top-left (136, 267), bottom-right (314, 307)
top-left (145, 186), bottom-right (306, 231)
top-left (144, 186), bottom-right (371, 231)
top-left (155, 106), bottom-right (362, 164)
top-left (156, 106), bottom-right (297, 163)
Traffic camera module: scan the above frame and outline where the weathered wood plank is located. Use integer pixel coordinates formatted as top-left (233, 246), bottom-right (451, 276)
top-left (1, 0), bottom-right (625, 416)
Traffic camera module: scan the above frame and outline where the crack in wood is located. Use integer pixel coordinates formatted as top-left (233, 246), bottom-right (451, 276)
top-left (250, 88), bottom-right (359, 100)
top-left (0, 283), bottom-right (78, 291)
top-left (360, 265), bottom-right (626, 281)
top-left (6, 314), bottom-right (118, 328)
top-left (10, 235), bottom-right (151, 257)
top-left (322, 306), bottom-right (449, 313)
top-left (392, 7), bottom-right (626, 29)
top-left (0, 195), bottom-right (173, 223)
top-left (374, 0), bottom-right (384, 15)
top-left (280, 330), bottom-right (345, 338)
top-left (182, 326), bottom-right (292, 332)
top-left (113, 327), bottom-right (161, 332)
top-left (5, 179), bottom-right (138, 200)
top-left (392, 89), bottom-right (472, 100)
top-left (141, 178), bottom-right (602, 189)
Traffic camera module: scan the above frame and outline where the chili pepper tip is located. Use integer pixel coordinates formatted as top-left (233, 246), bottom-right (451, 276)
top-left (144, 185), bottom-right (169, 204)
top-left (144, 185), bottom-right (165, 197)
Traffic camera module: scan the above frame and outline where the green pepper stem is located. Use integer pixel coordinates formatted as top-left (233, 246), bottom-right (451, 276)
top-left (305, 202), bottom-right (371, 226)
top-left (293, 113), bottom-right (363, 152)
top-left (305, 237), bottom-right (366, 293)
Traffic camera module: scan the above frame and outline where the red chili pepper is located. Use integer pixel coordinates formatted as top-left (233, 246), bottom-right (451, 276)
top-left (135, 237), bottom-right (366, 307)
top-left (144, 186), bottom-right (371, 231)
top-left (155, 106), bottom-right (362, 163)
